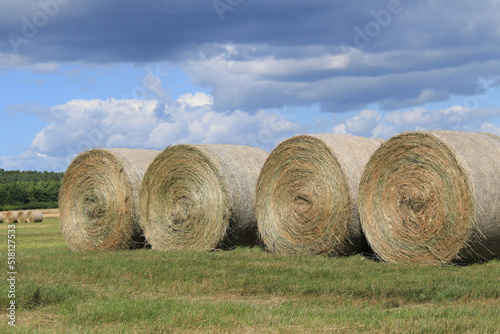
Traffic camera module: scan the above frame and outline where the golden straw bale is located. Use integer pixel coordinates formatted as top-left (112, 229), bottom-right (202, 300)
top-left (256, 134), bottom-right (384, 255)
top-left (359, 131), bottom-right (500, 264)
top-left (59, 148), bottom-right (160, 251)
top-left (27, 210), bottom-right (43, 223)
top-left (140, 144), bottom-right (269, 250)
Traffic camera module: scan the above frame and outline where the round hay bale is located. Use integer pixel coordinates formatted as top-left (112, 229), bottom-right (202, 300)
top-left (59, 148), bottom-right (161, 251)
top-left (0, 213), bottom-right (4, 223)
top-left (140, 144), bottom-right (269, 250)
top-left (5, 212), bottom-right (18, 224)
top-left (27, 210), bottom-right (43, 223)
top-left (359, 130), bottom-right (500, 264)
top-left (17, 211), bottom-right (29, 223)
top-left (256, 134), bottom-right (384, 255)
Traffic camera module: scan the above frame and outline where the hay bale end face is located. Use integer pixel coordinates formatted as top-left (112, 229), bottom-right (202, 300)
top-left (5, 212), bottom-right (18, 224)
top-left (27, 210), bottom-right (43, 223)
top-left (59, 148), bottom-right (160, 251)
top-left (359, 131), bottom-right (500, 264)
top-left (256, 134), bottom-right (384, 256)
top-left (17, 211), bottom-right (29, 223)
top-left (140, 144), bottom-right (269, 250)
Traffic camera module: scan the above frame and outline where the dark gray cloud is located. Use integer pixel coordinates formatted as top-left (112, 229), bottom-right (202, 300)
top-left (1, 0), bottom-right (499, 112)
top-left (1, 0), bottom-right (362, 61)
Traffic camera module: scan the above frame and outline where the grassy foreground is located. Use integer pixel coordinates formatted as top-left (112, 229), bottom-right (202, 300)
top-left (1, 219), bottom-right (499, 333)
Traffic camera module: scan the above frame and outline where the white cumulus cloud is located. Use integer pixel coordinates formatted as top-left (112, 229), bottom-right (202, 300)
top-left (332, 105), bottom-right (500, 139)
top-left (332, 109), bottom-right (382, 136)
top-left (7, 92), bottom-right (301, 171)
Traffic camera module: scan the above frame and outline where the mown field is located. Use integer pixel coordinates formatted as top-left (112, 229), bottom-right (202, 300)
top-left (1, 218), bottom-right (499, 333)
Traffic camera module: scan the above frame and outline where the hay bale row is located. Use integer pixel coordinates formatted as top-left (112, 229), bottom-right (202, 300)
top-left (255, 130), bottom-right (499, 264)
top-left (358, 130), bottom-right (500, 264)
top-left (139, 144), bottom-right (269, 250)
top-left (59, 148), bottom-right (160, 251)
top-left (58, 131), bottom-right (499, 266)
top-left (60, 145), bottom-right (268, 252)
top-left (1, 210), bottom-right (44, 224)
top-left (256, 134), bottom-right (384, 256)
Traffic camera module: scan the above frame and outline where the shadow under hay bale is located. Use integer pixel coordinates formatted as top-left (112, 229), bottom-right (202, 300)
top-left (256, 134), bottom-right (384, 256)
top-left (59, 148), bottom-right (160, 251)
top-left (140, 144), bottom-right (269, 251)
top-left (359, 130), bottom-right (500, 265)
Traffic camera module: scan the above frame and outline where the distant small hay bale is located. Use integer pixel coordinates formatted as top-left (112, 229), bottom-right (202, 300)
top-left (256, 134), bottom-right (384, 256)
top-left (59, 148), bottom-right (161, 251)
top-left (5, 212), bottom-right (18, 224)
top-left (359, 131), bottom-right (500, 264)
top-left (27, 210), bottom-right (43, 223)
top-left (140, 144), bottom-right (269, 250)
top-left (17, 211), bottom-right (29, 223)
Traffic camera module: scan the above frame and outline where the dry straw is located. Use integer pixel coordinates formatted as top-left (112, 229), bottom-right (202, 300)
top-left (256, 134), bottom-right (384, 255)
top-left (59, 148), bottom-right (160, 251)
top-left (5, 212), bottom-right (18, 224)
top-left (0, 213), bottom-right (4, 223)
top-left (359, 130), bottom-right (500, 264)
top-left (17, 211), bottom-right (29, 223)
top-left (140, 144), bottom-right (269, 250)
top-left (27, 210), bottom-right (43, 223)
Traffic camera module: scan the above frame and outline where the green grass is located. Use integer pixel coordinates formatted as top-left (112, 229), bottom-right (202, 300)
top-left (1, 219), bottom-right (499, 333)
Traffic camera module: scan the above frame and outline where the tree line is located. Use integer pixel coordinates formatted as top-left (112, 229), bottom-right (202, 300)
top-left (0, 169), bottom-right (64, 211)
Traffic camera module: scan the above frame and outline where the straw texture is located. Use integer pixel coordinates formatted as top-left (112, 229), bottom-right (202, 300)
top-left (27, 210), bottom-right (43, 223)
top-left (140, 144), bottom-right (269, 250)
top-left (256, 134), bottom-right (384, 255)
top-left (5, 212), bottom-right (17, 224)
top-left (59, 148), bottom-right (161, 251)
top-left (17, 211), bottom-right (29, 223)
top-left (359, 131), bottom-right (500, 264)
top-left (0, 213), bottom-right (3, 223)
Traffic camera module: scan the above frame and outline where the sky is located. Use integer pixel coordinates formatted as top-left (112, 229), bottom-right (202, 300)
top-left (1, 0), bottom-right (500, 172)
